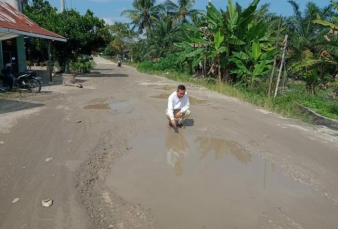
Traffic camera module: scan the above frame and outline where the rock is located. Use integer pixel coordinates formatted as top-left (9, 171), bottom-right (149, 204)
top-left (12, 198), bottom-right (20, 203)
top-left (42, 199), bottom-right (53, 207)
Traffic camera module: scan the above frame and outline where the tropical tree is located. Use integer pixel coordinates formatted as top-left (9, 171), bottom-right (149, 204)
top-left (25, 0), bottom-right (111, 71)
top-left (52, 9), bottom-right (111, 69)
top-left (287, 0), bottom-right (336, 94)
top-left (145, 16), bottom-right (184, 59)
top-left (163, 0), bottom-right (203, 22)
top-left (176, 0), bottom-right (275, 85)
top-left (286, 0), bottom-right (333, 65)
top-left (108, 22), bottom-right (137, 59)
top-left (24, 0), bottom-right (58, 52)
top-left (120, 0), bottom-right (163, 37)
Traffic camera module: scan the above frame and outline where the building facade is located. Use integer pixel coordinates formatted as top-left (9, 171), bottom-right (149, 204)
top-left (0, 0), bottom-right (65, 75)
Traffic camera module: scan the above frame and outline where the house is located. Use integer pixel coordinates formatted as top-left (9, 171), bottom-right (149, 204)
top-left (0, 0), bottom-right (66, 77)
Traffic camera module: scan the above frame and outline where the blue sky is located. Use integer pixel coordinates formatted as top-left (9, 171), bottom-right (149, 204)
top-left (46, 0), bottom-right (330, 25)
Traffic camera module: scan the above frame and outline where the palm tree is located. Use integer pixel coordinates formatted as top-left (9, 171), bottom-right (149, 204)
top-left (286, 0), bottom-right (335, 94)
top-left (146, 16), bottom-right (184, 58)
top-left (121, 0), bottom-right (163, 37)
top-left (163, 0), bottom-right (203, 22)
top-left (286, 0), bottom-right (332, 63)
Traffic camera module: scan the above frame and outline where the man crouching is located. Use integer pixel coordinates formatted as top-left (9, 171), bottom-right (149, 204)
top-left (166, 85), bottom-right (191, 129)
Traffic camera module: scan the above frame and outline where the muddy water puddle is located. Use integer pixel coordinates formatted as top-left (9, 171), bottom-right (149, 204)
top-left (147, 85), bottom-right (176, 91)
top-left (151, 93), bottom-right (205, 105)
top-left (83, 104), bottom-right (110, 109)
top-left (83, 102), bottom-right (128, 110)
top-left (107, 132), bottom-right (338, 228)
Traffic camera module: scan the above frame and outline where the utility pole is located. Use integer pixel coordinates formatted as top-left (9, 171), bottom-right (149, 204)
top-left (61, 0), bottom-right (65, 12)
top-left (274, 35), bottom-right (288, 99)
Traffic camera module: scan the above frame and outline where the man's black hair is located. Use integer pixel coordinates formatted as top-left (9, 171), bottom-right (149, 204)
top-left (177, 85), bottom-right (186, 91)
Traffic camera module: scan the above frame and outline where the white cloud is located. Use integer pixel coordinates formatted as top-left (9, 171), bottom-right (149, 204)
top-left (102, 17), bottom-right (129, 25)
top-left (103, 18), bottom-right (114, 25)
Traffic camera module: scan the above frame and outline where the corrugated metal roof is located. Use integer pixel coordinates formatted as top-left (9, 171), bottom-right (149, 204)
top-left (0, 1), bottom-right (66, 42)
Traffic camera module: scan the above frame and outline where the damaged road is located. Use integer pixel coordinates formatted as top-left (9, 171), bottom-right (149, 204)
top-left (0, 56), bottom-right (338, 229)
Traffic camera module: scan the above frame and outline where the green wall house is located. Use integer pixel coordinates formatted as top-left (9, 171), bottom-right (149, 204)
top-left (0, 0), bottom-right (66, 79)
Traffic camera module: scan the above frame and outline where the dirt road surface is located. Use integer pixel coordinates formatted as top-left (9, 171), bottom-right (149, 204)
top-left (1, 56), bottom-right (338, 229)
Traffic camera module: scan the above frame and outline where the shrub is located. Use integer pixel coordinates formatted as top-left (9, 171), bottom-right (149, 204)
top-left (71, 56), bottom-right (92, 73)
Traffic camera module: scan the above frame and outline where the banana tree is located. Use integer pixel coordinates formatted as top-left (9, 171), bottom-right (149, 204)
top-left (230, 39), bottom-right (274, 85)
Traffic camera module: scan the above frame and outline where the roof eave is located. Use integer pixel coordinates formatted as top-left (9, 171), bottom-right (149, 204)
top-left (0, 28), bottom-right (67, 42)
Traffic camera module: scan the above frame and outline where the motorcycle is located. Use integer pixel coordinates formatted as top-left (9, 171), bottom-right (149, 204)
top-left (0, 67), bottom-right (42, 93)
top-left (117, 60), bottom-right (122, 67)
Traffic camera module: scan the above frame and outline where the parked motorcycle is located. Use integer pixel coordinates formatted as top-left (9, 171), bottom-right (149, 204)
top-left (0, 67), bottom-right (42, 93)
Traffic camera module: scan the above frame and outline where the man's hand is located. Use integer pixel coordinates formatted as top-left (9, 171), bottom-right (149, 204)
top-left (171, 120), bottom-right (176, 126)
top-left (175, 111), bottom-right (182, 118)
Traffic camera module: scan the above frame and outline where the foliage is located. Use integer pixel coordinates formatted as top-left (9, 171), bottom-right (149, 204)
top-left (24, 0), bottom-right (111, 71)
top-left (121, 0), bottom-right (163, 37)
top-left (287, 0), bottom-right (338, 94)
top-left (174, 0), bottom-right (276, 84)
top-left (137, 54), bottom-right (189, 73)
top-left (163, 0), bottom-right (204, 22)
top-left (107, 22), bottom-right (138, 58)
top-left (113, 0), bottom-right (338, 120)
top-left (70, 56), bottom-right (93, 73)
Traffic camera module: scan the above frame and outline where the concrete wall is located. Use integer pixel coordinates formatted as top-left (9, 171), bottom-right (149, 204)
top-left (4, 0), bottom-right (24, 11)
top-left (5, 0), bottom-right (17, 9)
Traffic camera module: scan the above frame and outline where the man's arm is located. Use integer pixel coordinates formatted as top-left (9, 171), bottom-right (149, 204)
top-left (167, 96), bottom-right (175, 120)
top-left (180, 95), bottom-right (190, 113)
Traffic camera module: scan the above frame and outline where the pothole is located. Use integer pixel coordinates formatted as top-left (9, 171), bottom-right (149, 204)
top-left (106, 132), bottom-right (337, 228)
top-left (151, 93), bottom-right (205, 105)
top-left (147, 85), bottom-right (176, 91)
top-left (83, 102), bottom-right (129, 110)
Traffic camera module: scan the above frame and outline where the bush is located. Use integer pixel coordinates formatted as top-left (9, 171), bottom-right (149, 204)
top-left (137, 54), bottom-right (189, 74)
top-left (71, 56), bottom-right (92, 73)
top-left (136, 60), bottom-right (337, 121)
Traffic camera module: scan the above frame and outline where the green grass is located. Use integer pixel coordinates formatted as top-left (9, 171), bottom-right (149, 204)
top-left (137, 67), bottom-right (337, 121)
top-left (0, 89), bottom-right (33, 100)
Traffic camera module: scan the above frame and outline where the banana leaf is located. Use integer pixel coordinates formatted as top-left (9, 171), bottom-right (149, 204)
top-left (214, 30), bottom-right (224, 49)
top-left (186, 48), bottom-right (204, 58)
top-left (232, 51), bottom-right (251, 60)
top-left (252, 39), bottom-right (262, 61)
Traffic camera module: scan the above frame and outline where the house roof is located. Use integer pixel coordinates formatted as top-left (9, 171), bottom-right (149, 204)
top-left (0, 1), bottom-right (66, 42)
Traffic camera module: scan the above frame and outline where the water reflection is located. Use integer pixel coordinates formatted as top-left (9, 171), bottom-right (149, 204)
top-left (165, 131), bottom-right (189, 176)
top-left (165, 134), bottom-right (252, 176)
top-left (195, 137), bottom-right (252, 164)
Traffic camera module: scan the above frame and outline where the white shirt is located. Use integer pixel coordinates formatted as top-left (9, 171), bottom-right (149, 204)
top-left (167, 91), bottom-right (190, 120)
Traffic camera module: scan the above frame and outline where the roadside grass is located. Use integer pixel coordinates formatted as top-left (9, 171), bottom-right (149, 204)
top-left (137, 68), bottom-right (337, 121)
top-left (99, 56), bottom-right (337, 121)
top-left (0, 89), bottom-right (34, 100)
